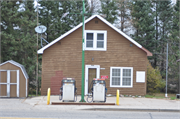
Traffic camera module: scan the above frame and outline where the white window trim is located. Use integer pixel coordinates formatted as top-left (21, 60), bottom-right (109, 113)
top-left (85, 30), bottom-right (107, 51)
top-left (110, 67), bottom-right (133, 88)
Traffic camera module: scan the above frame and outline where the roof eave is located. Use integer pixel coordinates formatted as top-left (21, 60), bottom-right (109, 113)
top-left (37, 49), bottom-right (43, 54)
top-left (142, 47), bottom-right (153, 56)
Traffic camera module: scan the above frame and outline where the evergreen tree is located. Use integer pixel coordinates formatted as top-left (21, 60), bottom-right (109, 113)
top-left (130, 0), bottom-right (155, 54)
top-left (1, 1), bottom-right (37, 93)
top-left (89, 0), bottom-right (101, 13)
top-left (152, 0), bottom-right (161, 68)
top-left (157, 0), bottom-right (173, 74)
top-left (168, 1), bottom-right (180, 93)
top-left (99, 0), bottom-right (118, 24)
top-left (1, 1), bottom-right (22, 61)
top-left (131, 0), bottom-right (178, 92)
top-left (131, 0), bottom-right (174, 75)
top-left (38, 0), bottom-right (58, 42)
top-left (115, 0), bottom-right (132, 34)
top-left (38, 0), bottom-right (91, 43)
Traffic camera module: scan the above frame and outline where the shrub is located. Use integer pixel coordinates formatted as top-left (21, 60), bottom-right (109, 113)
top-left (147, 62), bottom-right (166, 94)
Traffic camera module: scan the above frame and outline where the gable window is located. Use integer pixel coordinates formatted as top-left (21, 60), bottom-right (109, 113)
top-left (110, 67), bottom-right (133, 87)
top-left (86, 33), bottom-right (94, 48)
top-left (85, 30), bottom-right (107, 51)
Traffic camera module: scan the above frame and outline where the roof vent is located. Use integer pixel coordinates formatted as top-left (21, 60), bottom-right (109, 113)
top-left (95, 20), bottom-right (98, 24)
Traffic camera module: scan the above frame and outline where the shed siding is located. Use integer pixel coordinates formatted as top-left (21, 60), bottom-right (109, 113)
top-left (41, 17), bottom-right (147, 95)
top-left (0, 63), bottom-right (27, 97)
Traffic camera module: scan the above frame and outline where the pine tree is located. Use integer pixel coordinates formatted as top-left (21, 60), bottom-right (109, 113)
top-left (168, 1), bottom-right (180, 93)
top-left (131, 0), bottom-right (174, 76)
top-left (89, 0), bottom-right (101, 13)
top-left (38, 0), bottom-right (57, 42)
top-left (38, 0), bottom-right (91, 43)
top-left (115, 0), bottom-right (132, 34)
top-left (130, 0), bottom-right (155, 54)
top-left (152, 0), bottom-right (161, 68)
top-left (99, 0), bottom-right (118, 24)
top-left (1, 1), bottom-right (38, 93)
top-left (157, 0), bottom-right (173, 75)
top-left (1, 1), bottom-right (22, 61)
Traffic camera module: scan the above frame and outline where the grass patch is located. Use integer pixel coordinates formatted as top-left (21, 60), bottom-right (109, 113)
top-left (170, 97), bottom-right (176, 100)
top-left (145, 93), bottom-right (176, 99)
top-left (145, 94), bottom-right (154, 98)
top-left (28, 94), bottom-right (41, 97)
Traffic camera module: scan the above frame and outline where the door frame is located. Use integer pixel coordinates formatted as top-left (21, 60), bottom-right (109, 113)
top-left (85, 65), bottom-right (100, 95)
top-left (0, 70), bottom-right (19, 97)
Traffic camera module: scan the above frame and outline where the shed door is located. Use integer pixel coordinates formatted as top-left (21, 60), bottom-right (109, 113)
top-left (0, 71), bottom-right (7, 96)
top-left (0, 70), bottom-right (19, 97)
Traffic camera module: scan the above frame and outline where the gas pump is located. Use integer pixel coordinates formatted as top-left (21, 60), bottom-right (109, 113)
top-left (87, 78), bottom-right (107, 102)
top-left (59, 78), bottom-right (77, 102)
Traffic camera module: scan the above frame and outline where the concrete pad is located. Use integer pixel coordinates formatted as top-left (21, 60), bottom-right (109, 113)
top-left (21, 95), bottom-right (180, 112)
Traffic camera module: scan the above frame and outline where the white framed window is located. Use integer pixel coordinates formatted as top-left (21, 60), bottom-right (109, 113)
top-left (85, 30), bottom-right (107, 51)
top-left (110, 67), bottom-right (133, 87)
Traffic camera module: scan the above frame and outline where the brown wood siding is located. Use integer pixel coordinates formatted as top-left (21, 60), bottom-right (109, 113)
top-left (0, 63), bottom-right (27, 97)
top-left (41, 17), bottom-right (148, 96)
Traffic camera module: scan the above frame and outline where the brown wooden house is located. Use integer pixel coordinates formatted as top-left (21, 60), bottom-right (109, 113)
top-left (0, 60), bottom-right (29, 97)
top-left (38, 15), bottom-right (152, 96)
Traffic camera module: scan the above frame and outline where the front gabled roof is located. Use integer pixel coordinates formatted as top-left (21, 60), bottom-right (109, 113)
top-left (37, 15), bottom-right (152, 56)
top-left (0, 60), bottom-right (29, 80)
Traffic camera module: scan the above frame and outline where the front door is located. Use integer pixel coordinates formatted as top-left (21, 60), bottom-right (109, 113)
top-left (85, 65), bottom-right (100, 95)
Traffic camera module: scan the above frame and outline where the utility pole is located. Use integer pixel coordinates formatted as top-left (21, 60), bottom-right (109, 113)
top-left (165, 42), bottom-right (168, 97)
top-left (36, 1), bottom-right (39, 96)
top-left (179, 44), bottom-right (180, 94)
top-left (179, 0), bottom-right (180, 95)
top-left (80, 0), bottom-right (86, 102)
top-left (61, 0), bottom-right (90, 101)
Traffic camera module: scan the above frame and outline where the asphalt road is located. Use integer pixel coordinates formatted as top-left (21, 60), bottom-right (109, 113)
top-left (0, 109), bottom-right (180, 119)
top-left (0, 98), bottom-right (180, 119)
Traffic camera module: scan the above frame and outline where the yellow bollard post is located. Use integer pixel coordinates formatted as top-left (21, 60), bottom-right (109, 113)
top-left (116, 89), bottom-right (119, 106)
top-left (47, 88), bottom-right (51, 105)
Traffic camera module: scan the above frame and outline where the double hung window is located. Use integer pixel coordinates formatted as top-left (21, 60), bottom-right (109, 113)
top-left (110, 67), bottom-right (133, 87)
top-left (85, 30), bottom-right (107, 51)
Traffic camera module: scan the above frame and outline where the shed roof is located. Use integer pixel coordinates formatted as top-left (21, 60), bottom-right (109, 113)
top-left (37, 15), bottom-right (152, 56)
top-left (0, 60), bottom-right (29, 80)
